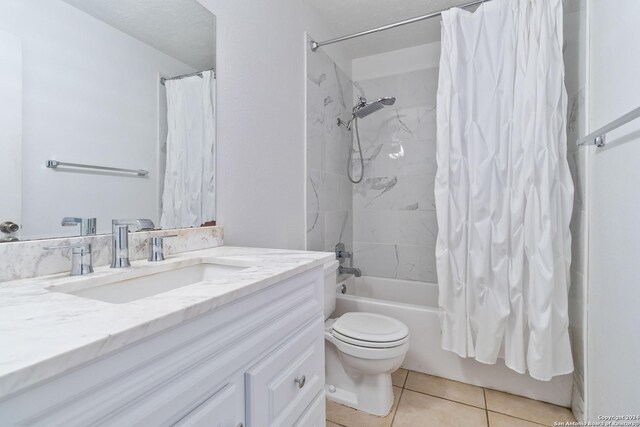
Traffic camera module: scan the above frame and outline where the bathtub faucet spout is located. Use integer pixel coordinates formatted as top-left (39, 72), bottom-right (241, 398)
top-left (339, 266), bottom-right (362, 277)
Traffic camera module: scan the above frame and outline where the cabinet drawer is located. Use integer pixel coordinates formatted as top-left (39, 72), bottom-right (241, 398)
top-left (293, 392), bottom-right (325, 427)
top-left (246, 317), bottom-right (324, 427)
top-left (173, 375), bottom-right (244, 427)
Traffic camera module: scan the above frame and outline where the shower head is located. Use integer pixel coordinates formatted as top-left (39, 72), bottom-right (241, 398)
top-left (353, 96), bottom-right (396, 119)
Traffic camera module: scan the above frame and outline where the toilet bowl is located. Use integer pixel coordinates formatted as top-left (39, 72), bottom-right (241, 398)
top-left (323, 261), bottom-right (410, 416)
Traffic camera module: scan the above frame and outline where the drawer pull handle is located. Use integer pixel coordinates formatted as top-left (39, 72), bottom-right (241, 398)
top-left (294, 375), bottom-right (306, 389)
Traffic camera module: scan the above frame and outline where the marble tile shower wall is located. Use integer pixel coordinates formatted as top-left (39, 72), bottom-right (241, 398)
top-left (306, 39), bottom-right (353, 252)
top-left (352, 67), bottom-right (439, 282)
top-left (563, 0), bottom-right (588, 421)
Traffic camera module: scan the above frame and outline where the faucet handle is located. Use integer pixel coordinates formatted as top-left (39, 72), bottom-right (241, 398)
top-left (147, 235), bottom-right (177, 262)
top-left (44, 243), bottom-right (92, 252)
top-left (335, 243), bottom-right (352, 259)
top-left (61, 217), bottom-right (97, 236)
top-left (43, 243), bottom-right (93, 276)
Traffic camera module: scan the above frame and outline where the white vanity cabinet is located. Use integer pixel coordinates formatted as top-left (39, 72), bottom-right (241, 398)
top-left (174, 376), bottom-right (245, 427)
top-left (0, 266), bottom-right (326, 427)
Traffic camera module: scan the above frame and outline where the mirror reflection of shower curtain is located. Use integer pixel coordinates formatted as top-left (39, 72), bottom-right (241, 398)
top-left (160, 70), bottom-right (215, 228)
top-left (435, 0), bottom-right (573, 381)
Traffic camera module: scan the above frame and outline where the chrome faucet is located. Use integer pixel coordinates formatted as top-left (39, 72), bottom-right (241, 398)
top-left (61, 217), bottom-right (97, 236)
top-left (111, 219), bottom-right (155, 268)
top-left (147, 234), bottom-right (177, 262)
top-left (339, 265), bottom-right (362, 277)
top-left (335, 243), bottom-right (362, 277)
top-left (44, 243), bottom-right (93, 276)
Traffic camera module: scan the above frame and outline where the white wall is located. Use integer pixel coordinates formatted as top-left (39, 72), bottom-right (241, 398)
top-left (196, 0), bottom-right (350, 249)
top-left (352, 43), bottom-right (441, 82)
top-left (0, 0), bottom-right (195, 238)
top-left (563, 0), bottom-right (589, 420)
top-left (587, 0), bottom-right (640, 417)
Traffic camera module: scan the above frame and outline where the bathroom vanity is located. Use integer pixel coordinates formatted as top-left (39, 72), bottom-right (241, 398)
top-left (0, 247), bottom-right (332, 426)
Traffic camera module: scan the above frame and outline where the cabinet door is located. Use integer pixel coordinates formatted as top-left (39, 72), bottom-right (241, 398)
top-left (293, 392), bottom-right (325, 427)
top-left (173, 376), bottom-right (244, 427)
top-left (245, 317), bottom-right (324, 427)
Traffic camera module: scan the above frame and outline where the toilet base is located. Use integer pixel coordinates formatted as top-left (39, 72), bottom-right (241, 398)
top-left (325, 338), bottom-right (397, 417)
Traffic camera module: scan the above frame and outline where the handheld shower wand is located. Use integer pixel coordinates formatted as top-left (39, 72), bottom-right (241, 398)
top-left (338, 96), bottom-right (396, 183)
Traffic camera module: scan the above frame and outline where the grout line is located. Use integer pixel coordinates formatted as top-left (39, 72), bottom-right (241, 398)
top-left (401, 370), bottom-right (408, 388)
top-left (390, 387), bottom-right (404, 427)
top-left (484, 388), bottom-right (490, 426)
top-left (402, 386), bottom-right (486, 411)
top-left (486, 411), bottom-right (549, 427)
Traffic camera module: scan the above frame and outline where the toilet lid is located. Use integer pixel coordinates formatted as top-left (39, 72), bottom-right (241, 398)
top-left (331, 312), bottom-right (409, 343)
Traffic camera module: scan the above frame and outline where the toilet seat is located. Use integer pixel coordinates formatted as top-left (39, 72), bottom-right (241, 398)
top-left (325, 313), bottom-right (410, 359)
top-left (331, 329), bottom-right (409, 348)
top-left (331, 312), bottom-right (409, 347)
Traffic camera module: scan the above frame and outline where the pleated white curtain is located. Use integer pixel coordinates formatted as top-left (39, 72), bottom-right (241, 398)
top-left (435, 0), bottom-right (574, 380)
top-left (160, 70), bottom-right (216, 229)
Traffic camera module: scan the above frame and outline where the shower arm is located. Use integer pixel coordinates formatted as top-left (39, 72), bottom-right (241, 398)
top-left (337, 97), bottom-right (368, 130)
top-left (337, 116), bottom-right (355, 130)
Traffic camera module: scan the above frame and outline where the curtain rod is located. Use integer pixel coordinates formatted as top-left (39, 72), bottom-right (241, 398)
top-left (309, 0), bottom-right (489, 52)
top-left (160, 68), bottom-right (215, 85)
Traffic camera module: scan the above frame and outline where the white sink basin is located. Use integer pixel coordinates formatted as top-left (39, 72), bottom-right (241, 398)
top-left (49, 262), bottom-right (247, 304)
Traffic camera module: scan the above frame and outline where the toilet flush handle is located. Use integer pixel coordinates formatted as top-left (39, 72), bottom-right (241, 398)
top-left (294, 375), bottom-right (306, 389)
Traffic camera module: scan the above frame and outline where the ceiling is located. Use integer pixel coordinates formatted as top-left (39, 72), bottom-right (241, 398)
top-left (61, 0), bottom-right (216, 70)
top-left (305, 0), bottom-right (478, 59)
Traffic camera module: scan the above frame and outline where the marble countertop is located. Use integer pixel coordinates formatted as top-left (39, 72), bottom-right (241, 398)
top-left (0, 246), bottom-right (334, 399)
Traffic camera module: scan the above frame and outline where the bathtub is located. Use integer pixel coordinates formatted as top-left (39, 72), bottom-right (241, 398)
top-left (334, 274), bottom-right (573, 407)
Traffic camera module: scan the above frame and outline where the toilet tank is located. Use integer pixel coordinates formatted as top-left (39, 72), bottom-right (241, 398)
top-left (323, 260), bottom-right (339, 320)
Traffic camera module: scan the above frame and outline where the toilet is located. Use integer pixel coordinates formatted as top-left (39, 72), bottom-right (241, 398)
top-left (323, 261), bottom-right (410, 416)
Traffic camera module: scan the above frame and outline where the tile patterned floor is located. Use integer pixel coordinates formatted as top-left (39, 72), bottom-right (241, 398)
top-left (326, 369), bottom-right (576, 427)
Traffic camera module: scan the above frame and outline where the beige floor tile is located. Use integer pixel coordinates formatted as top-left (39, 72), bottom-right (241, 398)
top-left (326, 386), bottom-right (402, 427)
top-left (393, 389), bottom-right (487, 427)
top-left (485, 389), bottom-right (575, 426)
top-left (404, 372), bottom-right (486, 408)
top-left (392, 368), bottom-right (408, 387)
top-left (326, 422), bottom-right (343, 427)
top-left (488, 411), bottom-right (545, 427)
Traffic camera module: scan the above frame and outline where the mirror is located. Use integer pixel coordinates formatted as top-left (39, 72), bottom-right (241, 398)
top-left (0, 0), bottom-right (216, 241)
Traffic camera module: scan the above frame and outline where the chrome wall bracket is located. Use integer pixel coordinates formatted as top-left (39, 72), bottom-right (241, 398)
top-left (577, 106), bottom-right (640, 147)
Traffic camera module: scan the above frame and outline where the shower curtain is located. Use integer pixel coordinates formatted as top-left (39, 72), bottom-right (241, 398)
top-left (435, 0), bottom-right (573, 380)
top-left (160, 70), bottom-right (216, 228)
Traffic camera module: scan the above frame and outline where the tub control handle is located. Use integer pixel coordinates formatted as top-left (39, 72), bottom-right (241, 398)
top-left (339, 284), bottom-right (346, 294)
top-left (294, 375), bottom-right (306, 389)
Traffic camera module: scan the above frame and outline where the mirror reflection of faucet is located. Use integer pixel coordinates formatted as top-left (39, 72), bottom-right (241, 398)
top-left (61, 217), bottom-right (97, 236)
top-left (0, 221), bottom-right (20, 242)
